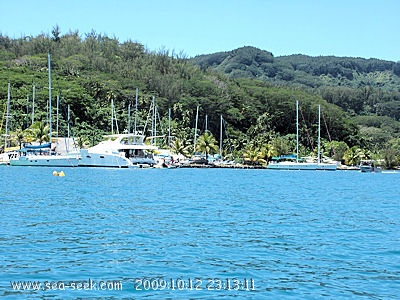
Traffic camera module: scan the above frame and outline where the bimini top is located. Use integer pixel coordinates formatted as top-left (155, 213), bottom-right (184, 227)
top-left (271, 154), bottom-right (297, 161)
top-left (19, 142), bottom-right (51, 152)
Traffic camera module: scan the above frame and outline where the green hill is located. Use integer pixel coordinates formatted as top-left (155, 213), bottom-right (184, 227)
top-left (192, 46), bottom-right (400, 115)
top-left (0, 31), bottom-right (399, 166)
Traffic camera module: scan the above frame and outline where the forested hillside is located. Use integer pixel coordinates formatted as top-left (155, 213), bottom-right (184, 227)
top-left (192, 46), bottom-right (400, 166)
top-left (192, 46), bottom-right (400, 117)
top-left (1, 30), bottom-right (399, 167)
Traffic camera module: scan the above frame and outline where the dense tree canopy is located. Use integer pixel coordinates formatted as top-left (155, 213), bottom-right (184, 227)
top-left (1, 29), bottom-right (399, 166)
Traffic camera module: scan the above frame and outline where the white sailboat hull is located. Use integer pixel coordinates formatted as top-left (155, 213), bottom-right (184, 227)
top-left (0, 153), bottom-right (10, 165)
top-left (10, 155), bottom-right (79, 167)
top-left (316, 163), bottom-right (338, 171)
top-left (267, 161), bottom-right (337, 170)
top-left (0, 152), bottom-right (18, 165)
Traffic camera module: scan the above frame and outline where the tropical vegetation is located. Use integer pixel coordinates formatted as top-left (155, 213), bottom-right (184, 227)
top-left (195, 132), bottom-right (219, 160)
top-left (0, 27), bottom-right (399, 168)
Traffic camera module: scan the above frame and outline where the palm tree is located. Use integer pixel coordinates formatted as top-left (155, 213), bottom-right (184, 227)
top-left (170, 138), bottom-right (190, 157)
top-left (27, 121), bottom-right (50, 145)
top-left (242, 145), bottom-right (267, 166)
top-left (195, 132), bottom-right (219, 160)
top-left (343, 146), bottom-right (364, 166)
top-left (263, 143), bottom-right (278, 162)
top-left (10, 129), bottom-right (27, 149)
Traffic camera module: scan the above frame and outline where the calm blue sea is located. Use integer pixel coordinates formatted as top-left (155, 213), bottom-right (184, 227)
top-left (0, 167), bottom-right (399, 299)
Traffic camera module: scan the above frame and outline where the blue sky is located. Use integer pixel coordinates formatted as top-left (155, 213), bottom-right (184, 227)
top-left (0, 0), bottom-right (399, 61)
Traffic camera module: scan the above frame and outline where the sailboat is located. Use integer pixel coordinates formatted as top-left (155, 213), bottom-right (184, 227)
top-left (189, 105), bottom-right (208, 164)
top-left (10, 54), bottom-right (79, 167)
top-left (0, 83), bottom-right (19, 165)
top-left (267, 101), bottom-right (337, 171)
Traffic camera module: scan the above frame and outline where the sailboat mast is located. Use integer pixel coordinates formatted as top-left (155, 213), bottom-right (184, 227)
top-left (111, 98), bottom-right (114, 134)
top-left (26, 95), bottom-right (29, 128)
top-left (127, 102), bottom-right (131, 133)
top-left (193, 105), bottom-right (199, 151)
top-left (4, 83), bottom-right (10, 149)
top-left (151, 96), bottom-right (155, 145)
top-left (168, 107), bottom-right (171, 147)
top-left (154, 105), bottom-right (157, 146)
top-left (67, 104), bottom-right (70, 138)
top-left (296, 100), bottom-right (299, 163)
top-left (56, 94), bottom-right (59, 137)
top-left (318, 105), bottom-right (321, 164)
top-left (32, 85), bottom-right (35, 125)
top-left (114, 103), bottom-right (119, 134)
top-left (220, 115), bottom-right (223, 158)
top-left (134, 88), bottom-right (138, 135)
top-left (48, 53), bottom-right (52, 144)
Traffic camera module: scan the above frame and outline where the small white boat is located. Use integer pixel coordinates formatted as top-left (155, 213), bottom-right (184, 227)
top-left (78, 134), bottom-right (156, 168)
top-left (359, 160), bottom-right (382, 173)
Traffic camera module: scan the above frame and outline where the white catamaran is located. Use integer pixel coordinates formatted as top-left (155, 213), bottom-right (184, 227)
top-left (267, 101), bottom-right (337, 171)
top-left (78, 89), bottom-right (156, 168)
top-left (79, 134), bottom-right (156, 168)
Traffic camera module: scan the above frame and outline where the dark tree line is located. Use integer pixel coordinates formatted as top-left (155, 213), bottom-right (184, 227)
top-left (1, 29), bottom-right (399, 165)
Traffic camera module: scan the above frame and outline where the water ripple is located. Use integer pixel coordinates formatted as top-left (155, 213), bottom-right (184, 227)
top-left (0, 167), bottom-right (399, 298)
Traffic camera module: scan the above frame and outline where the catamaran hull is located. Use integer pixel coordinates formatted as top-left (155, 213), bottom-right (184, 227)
top-left (78, 149), bottom-right (155, 168)
top-left (78, 136), bottom-right (156, 168)
top-left (10, 156), bottom-right (79, 167)
top-left (77, 154), bottom-right (155, 168)
top-left (78, 150), bottom-right (131, 168)
top-left (267, 162), bottom-right (337, 170)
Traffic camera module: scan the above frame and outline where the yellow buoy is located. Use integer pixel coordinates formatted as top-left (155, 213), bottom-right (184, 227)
top-left (53, 170), bottom-right (65, 176)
